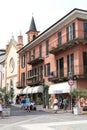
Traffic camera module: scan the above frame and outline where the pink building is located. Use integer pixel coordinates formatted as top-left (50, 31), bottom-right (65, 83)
top-left (18, 8), bottom-right (87, 108)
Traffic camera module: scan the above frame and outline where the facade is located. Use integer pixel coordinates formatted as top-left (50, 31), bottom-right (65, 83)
top-left (0, 49), bottom-right (6, 88)
top-left (5, 34), bottom-right (23, 98)
top-left (18, 9), bottom-right (87, 107)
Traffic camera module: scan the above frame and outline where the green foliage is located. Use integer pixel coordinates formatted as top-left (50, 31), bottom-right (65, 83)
top-left (0, 87), bottom-right (14, 104)
top-left (70, 88), bottom-right (87, 98)
top-left (36, 97), bottom-right (43, 105)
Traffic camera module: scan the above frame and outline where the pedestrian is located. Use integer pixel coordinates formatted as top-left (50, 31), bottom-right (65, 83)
top-left (0, 99), bottom-right (3, 118)
top-left (25, 95), bottom-right (30, 112)
top-left (49, 97), bottom-right (53, 109)
top-left (21, 97), bottom-right (26, 110)
top-left (63, 97), bottom-right (68, 112)
top-left (53, 97), bottom-right (58, 113)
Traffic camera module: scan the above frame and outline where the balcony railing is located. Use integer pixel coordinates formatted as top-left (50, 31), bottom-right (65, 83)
top-left (28, 57), bottom-right (44, 66)
top-left (49, 30), bottom-right (87, 54)
top-left (48, 65), bottom-right (87, 83)
top-left (27, 50), bottom-right (44, 66)
top-left (16, 82), bottom-right (26, 89)
top-left (27, 74), bottom-right (44, 86)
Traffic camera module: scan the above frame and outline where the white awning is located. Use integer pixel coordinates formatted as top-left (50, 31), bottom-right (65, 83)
top-left (49, 82), bottom-right (76, 94)
top-left (27, 87), bottom-right (33, 94)
top-left (33, 85), bottom-right (43, 93)
top-left (22, 86), bottom-right (30, 94)
top-left (16, 89), bottom-right (24, 95)
top-left (27, 85), bottom-right (43, 94)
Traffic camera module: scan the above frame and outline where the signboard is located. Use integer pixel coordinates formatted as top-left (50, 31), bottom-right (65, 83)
top-left (68, 79), bottom-right (74, 86)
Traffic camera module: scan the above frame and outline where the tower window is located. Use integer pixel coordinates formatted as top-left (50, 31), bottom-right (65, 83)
top-left (33, 35), bottom-right (36, 40)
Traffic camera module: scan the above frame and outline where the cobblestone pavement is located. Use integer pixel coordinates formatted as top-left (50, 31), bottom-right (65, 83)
top-left (0, 104), bottom-right (87, 130)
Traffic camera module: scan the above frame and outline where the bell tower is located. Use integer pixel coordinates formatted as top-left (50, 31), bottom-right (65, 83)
top-left (17, 31), bottom-right (23, 49)
top-left (26, 16), bottom-right (40, 43)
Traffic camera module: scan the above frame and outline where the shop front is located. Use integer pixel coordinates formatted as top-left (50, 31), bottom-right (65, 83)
top-left (48, 81), bottom-right (76, 110)
top-left (27, 85), bottom-right (43, 104)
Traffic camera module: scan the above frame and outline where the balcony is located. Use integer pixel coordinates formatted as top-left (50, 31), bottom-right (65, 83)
top-left (49, 30), bottom-right (87, 55)
top-left (27, 74), bottom-right (44, 86)
top-left (48, 65), bottom-right (87, 83)
top-left (16, 82), bottom-right (26, 89)
top-left (28, 51), bottom-right (44, 66)
top-left (48, 71), bottom-right (66, 83)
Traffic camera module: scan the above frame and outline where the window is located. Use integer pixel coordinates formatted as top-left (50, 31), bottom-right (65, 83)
top-left (66, 23), bottom-right (75, 42)
top-left (44, 63), bottom-right (50, 76)
top-left (67, 54), bottom-right (74, 76)
top-left (9, 58), bottom-right (15, 73)
top-left (28, 70), bottom-right (32, 78)
top-left (32, 68), bottom-right (36, 76)
top-left (33, 49), bottom-right (35, 59)
top-left (38, 66), bottom-right (43, 80)
top-left (38, 66), bottom-right (43, 75)
top-left (33, 35), bottom-right (36, 40)
top-left (21, 72), bottom-right (25, 86)
top-left (46, 40), bottom-right (49, 56)
top-left (39, 45), bottom-right (42, 57)
top-left (56, 58), bottom-right (64, 78)
top-left (83, 52), bottom-right (87, 74)
top-left (58, 31), bottom-right (62, 45)
top-left (21, 55), bottom-right (25, 68)
top-left (29, 51), bottom-right (31, 61)
top-left (84, 22), bottom-right (87, 39)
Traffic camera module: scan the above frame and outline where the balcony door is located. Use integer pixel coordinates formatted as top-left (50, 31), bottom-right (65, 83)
top-left (56, 58), bottom-right (64, 78)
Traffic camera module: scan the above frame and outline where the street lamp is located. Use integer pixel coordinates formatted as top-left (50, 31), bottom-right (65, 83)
top-left (68, 72), bottom-right (74, 113)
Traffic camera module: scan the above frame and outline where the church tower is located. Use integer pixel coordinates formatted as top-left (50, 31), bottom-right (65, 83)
top-left (17, 31), bottom-right (24, 49)
top-left (26, 16), bottom-right (39, 43)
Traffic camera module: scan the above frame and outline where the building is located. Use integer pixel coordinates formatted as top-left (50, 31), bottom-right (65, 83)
top-left (18, 9), bottom-right (87, 108)
top-left (5, 33), bottom-right (23, 98)
top-left (0, 49), bottom-right (6, 88)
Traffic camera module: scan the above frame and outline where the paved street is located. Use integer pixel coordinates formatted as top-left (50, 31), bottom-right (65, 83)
top-left (0, 105), bottom-right (87, 130)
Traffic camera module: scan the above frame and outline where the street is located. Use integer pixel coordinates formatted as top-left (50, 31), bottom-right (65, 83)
top-left (0, 105), bottom-right (87, 130)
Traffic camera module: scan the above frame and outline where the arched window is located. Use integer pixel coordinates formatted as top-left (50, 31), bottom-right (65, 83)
top-left (33, 35), bottom-right (36, 40)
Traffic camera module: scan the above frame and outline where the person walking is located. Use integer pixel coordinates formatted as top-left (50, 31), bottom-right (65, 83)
top-left (63, 97), bottom-right (68, 112)
top-left (53, 97), bottom-right (58, 113)
top-left (25, 95), bottom-right (30, 112)
top-left (21, 97), bottom-right (26, 110)
top-left (0, 99), bottom-right (3, 118)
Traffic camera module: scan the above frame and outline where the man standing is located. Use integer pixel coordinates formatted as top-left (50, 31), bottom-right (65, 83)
top-left (25, 95), bottom-right (30, 112)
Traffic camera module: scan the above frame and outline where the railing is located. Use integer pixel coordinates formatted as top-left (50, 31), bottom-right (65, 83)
top-left (27, 30), bottom-right (87, 60)
top-left (49, 30), bottom-right (87, 53)
top-left (48, 65), bottom-right (87, 80)
top-left (27, 74), bottom-right (44, 86)
top-left (16, 82), bottom-right (26, 88)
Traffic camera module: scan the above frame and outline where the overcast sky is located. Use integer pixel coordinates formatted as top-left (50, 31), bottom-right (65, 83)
top-left (0, 0), bottom-right (87, 49)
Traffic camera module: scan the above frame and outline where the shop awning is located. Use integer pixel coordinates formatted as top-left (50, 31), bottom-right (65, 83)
top-left (22, 86), bottom-right (30, 94)
top-left (16, 89), bottom-right (24, 95)
top-left (49, 82), bottom-right (76, 94)
top-left (27, 85), bottom-right (43, 94)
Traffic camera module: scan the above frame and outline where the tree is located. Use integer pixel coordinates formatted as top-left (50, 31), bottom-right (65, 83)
top-left (0, 87), bottom-right (14, 104)
top-left (70, 88), bottom-right (87, 98)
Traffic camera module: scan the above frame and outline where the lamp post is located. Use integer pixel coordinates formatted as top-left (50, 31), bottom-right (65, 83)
top-left (68, 76), bottom-right (74, 113)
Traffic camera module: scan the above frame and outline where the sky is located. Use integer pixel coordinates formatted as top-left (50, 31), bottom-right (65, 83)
top-left (0, 0), bottom-right (87, 49)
